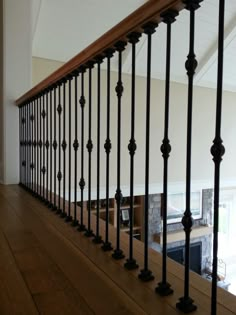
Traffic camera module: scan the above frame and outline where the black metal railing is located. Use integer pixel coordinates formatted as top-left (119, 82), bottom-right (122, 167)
top-left (18, 1), bottom-right (226, 314)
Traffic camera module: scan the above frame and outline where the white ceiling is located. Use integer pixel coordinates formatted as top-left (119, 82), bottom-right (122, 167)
top-left (32, 0), bottom-right (236, 92)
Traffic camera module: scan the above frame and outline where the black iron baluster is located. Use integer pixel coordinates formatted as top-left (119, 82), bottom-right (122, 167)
top-left (19, 107), bottom-right (22, 185)
top-left (27, 103), bottom-right (30, 189)
top-left (42, 93), bottom-right (46, 201)
top-left (85, 62), bottom-right (94, 237)
top-left (26, 104), bottom-right (29, 188)
top-left (29, 103), bottom-right (31, 189)
top-left (156, 9), bottom-right (178, 296)
top-left (20, 106), bottom-right (24, 186)
top-left (93, 56), bottom-right (103, 244)
top-left (78, 67), bottom-right (86, 232)
top-left (34, 99), bottom-right (37, 194)
top-left (72, 71), bottom-right (79, 226)
top-left (29, 102), bottom-right (32, 191)
top-left (138, 22), bottom-right (157, 281)
top-left (39, 94), bottom-right (43, 198)
top-left (30, 101), bottom-right (34, 192)
top-left (124, 32), bottom-right (141, 268)
top-left (24, 104), bottom-right (27, 188)
top-left (36, 98), bottom-right (40, 196)
top-left (211, 1), bottom-right (225, 315)
top-left (23, 105), bottom-right (26, 188)
top-left (112, 41), bottom-right (126, 260)
top-left (45, 90), bottom-right (49, 203)
top-left (49, 87), bottom-right (53, 209)
top-left (25, 104), bottom-right (28, 188)
top-left (26, 103), bottom-right (29, 189)
top-left (176, 0), bottom-right (202, 312)
top-left (57, 83), bottom-right (63, 214)
top-left (61, 79), bottom-right (67, 218)
top-left (22, 106), bottom-right (26, 187)
top-left (48, 87), bottom-right (53, 209)
top-left (53, 85), bottom-right (58, 211)
top-left (102, 49), bottom-right (115, 251)
top-left (66, 76), bottom-right (73, 222)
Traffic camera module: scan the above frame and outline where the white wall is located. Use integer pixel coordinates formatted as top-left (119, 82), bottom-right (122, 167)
top-left (2, 0), bottom-right (32, 184)
top-left (32, 56), bottom-right (64, 87)
top-left (32, 57), bottom-right (236, 199)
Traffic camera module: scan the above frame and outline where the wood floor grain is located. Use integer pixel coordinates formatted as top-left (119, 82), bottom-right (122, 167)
top-left (0, 184), bottom-right (235, 315)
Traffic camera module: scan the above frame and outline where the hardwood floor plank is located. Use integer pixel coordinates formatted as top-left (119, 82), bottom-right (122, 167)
top-left (17, 185), bottom-right (236, 315)
top-left (33, 290), bottom-right (93, 315)
top-left (0, 230), bottom-right (39, 315)
top-left (1, 185), bottom-right (146, 315)
top-left (1, 184), bottom-right (235, 315)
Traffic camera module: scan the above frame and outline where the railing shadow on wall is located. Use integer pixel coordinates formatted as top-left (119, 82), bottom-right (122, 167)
top-left (16, 0), bottom-right (230, 314)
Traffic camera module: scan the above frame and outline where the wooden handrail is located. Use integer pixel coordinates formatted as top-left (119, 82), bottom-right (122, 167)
top-left (16, 0), bottom-right (184, 106)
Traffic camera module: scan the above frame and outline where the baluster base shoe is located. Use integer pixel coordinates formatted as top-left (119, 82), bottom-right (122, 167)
top-left (84, 229), bottom-right (93, 237)
top-left (52, 205), bottom-right (57, 211)
top-left (93, 235), bottom-right (103, 244)
top-left (71, 220), bottom-right (79, 227)
top-left (56, 209), bottom-right (62, 215)
top-left (60, 212), bottom-right (67, 218)
top-left (138, 269), bottom-right (154, 282)
top-left (124, 259), bottom-right (139, 270)
top-left (101, 242), bottom-right (113, 251)
top-left (156, 281), bottom-right (173, 296)
top-left (78, 224), bottom-right (86, 231)
top-left (112, 249), bottom-right (125, 260)
top-left (176, 297), bottom-right (197, 313)
top-left (48, 203), bottom-right (53, 209)
top-left (65, 215), bottom-right (73, 222)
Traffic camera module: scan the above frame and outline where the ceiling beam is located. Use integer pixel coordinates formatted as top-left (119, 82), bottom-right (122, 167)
top-left (195, 14), bottom-right (236, 83)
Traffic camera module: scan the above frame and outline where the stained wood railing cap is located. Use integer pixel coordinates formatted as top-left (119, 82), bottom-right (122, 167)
top-left (16, 0), bottom-right (184, 107)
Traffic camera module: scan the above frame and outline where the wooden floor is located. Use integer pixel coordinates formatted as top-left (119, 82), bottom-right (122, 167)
top-left (0, 185), bottom-right (235, 315)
